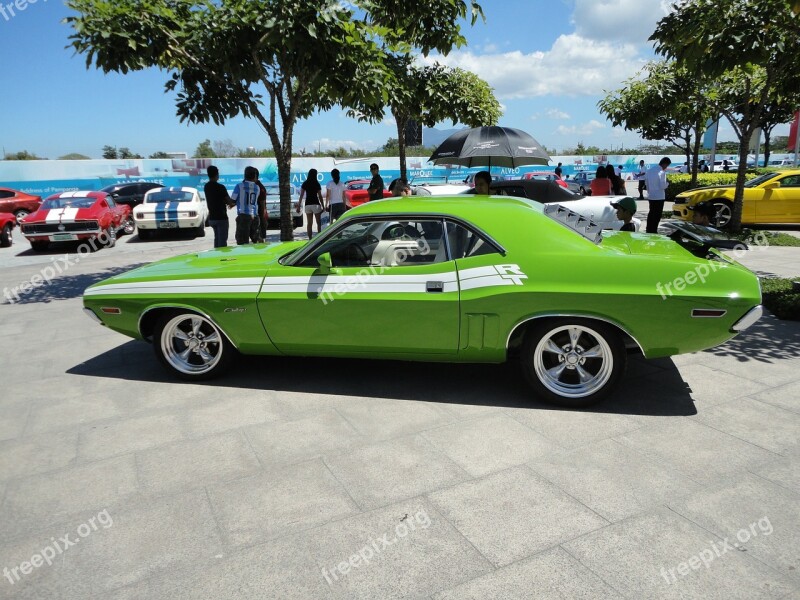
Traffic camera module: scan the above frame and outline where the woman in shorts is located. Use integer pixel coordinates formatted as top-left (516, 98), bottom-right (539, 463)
top-left (297, 168), bottom-right (324, 238)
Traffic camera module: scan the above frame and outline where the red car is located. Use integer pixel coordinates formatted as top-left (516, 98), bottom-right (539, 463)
top-left (20, 191), bottom-right (134, 252)
top-left (0, 188), bottom-right (42, 223)
top-left (344, 179), bottom-right (391, 207)
top-left (0, 213), bottom-right (15, 247)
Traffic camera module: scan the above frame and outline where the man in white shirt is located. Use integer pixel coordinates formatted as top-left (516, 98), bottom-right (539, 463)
top-left (636, 160), bottom-right (647, 199)
top-left (644, 157), bottom-right (671, 233)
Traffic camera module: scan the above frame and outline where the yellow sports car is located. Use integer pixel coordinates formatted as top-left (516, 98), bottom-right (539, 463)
top-left (673, 169), bottom-right (800, 228)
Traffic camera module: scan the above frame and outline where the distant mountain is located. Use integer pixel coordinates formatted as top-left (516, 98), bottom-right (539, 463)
top-left (423, 126), bottom-right (465, 147)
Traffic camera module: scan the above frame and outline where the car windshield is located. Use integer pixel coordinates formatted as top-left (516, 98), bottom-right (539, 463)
top-left (146, 191), bottom-right (194, 203)
top-left (42, 197), bottom-right (95, 210)
top-left (744, 172), bottom-right (780, 187)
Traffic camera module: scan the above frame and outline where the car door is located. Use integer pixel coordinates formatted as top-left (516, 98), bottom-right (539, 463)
top-left (257, 217), bottom-right (460, 355)
top-left (755, 174), bottom-right (800, 223)
top-left (103, 196), bottom-right (122, 228)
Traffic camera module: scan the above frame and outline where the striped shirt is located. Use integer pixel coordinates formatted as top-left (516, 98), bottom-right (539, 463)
top-left (231, 181), bottom-right (259, 216)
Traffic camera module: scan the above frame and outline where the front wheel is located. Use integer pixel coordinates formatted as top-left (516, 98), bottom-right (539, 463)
top-left (14, 209), bottom-right (30, 224)
top-left (710, 200), bottom-right (733, 229)
top-left (153, 312), bottom-right (234, 380)
top-left (521, 319), bottom-right (626, 407)
top-left (195, 225), bottom-right (206, 238)
top-left (0, 223), bottom-right (12, 247)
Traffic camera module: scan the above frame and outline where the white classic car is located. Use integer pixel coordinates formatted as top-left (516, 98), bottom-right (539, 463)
top-left (263, 182), bottom-right (304, 229)
top-left (134, 187), bottom-right (208, 239)
top-left (543, 196), bottom-right (642, 231)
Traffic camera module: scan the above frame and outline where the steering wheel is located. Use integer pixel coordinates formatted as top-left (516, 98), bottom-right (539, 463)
top-left (345, 243), bottom-right (368, 264)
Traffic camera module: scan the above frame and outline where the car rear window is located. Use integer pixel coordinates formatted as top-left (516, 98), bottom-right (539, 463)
top-left (146, 191), bottom-right (194, 203)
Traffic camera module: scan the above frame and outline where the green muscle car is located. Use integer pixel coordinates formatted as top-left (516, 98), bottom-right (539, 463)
top-left (83, 196), bottom-right (762, 407)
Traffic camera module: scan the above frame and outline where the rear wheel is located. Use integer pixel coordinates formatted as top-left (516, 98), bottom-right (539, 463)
top-left (14, 209), bottom-right (30, 224)
top-left (521, 318), bottom-right (626, 407)
top-left (195, 224), bottom-right (206, 238)
top-left (153, 312), bottom-right (234, 380)
top-left (138, 228), bottom-right (153, 240)
top-left (711, 200), bottom-right (733, 229)
top-left (121, 216), bottom-right (135, 236)
top-left (30, 240), bottom-right (49, 252)
top-left (100, 227), bottom-right (116, 248)
top-left (0, 223), bottom-right (12, 247)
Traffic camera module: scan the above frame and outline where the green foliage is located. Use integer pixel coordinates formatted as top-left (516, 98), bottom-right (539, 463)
top-left (664, 172), bottom-right (760, 201)
top-left (58, 153), bottom-right (91, 160)
top-left (4, 150), bottom-right (42, 160)
top-left (118, 147), bottom-right (142, 159)
top-left (149, 151), bottom-right (170, 159)
top-left (102, 145), bottom-right (117, 159)
top-left (193, 139), bottom-right (216, 159)
top-left (759, 277), bottom-right (800, 320)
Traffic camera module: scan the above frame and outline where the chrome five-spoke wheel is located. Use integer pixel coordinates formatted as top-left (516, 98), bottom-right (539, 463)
top-left (522, 319), bottom-right (625, 407)
top-left (154, 312), bottom-right (233, 379)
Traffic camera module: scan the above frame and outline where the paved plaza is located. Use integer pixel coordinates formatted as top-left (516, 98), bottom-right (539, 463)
top-left (1, 227), bottom-right (799, 599)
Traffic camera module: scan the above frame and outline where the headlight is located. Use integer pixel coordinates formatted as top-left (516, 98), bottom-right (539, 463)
top-left (673, 197), bottom-right (687, 205)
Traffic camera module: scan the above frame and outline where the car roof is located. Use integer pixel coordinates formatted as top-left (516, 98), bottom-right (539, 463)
top-left (347, 194), bottom-right (539, 218)
top-left (49, 191), bottom-right (106, 200)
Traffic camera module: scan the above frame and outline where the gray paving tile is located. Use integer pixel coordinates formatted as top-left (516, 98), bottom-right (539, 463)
top-left (333, 398), bottom-right (454, 441)
top-left (245, 409), bottom-right (365, 468)
top-left (428, 466), bottom-right (608, 567)
top-left (749, 379), bottom-right (800, 414)
top-left (691, 397), bottom-right (800, 454)
top-left (1, 455), bottom-right (138, 541)
top-left (78, 413), bottom-right (185, 461)
top-left (616, 418), bottom-right (776, 485)
top-left (675, 362), bottom-right (773, 406)
top-left (506, 405), bottom-right (644, 449)
top-left (563, 508), bottom-right (795, 599)
top-left (136, 430), bottom-right (261, 496)
top-left (433, 546), bottom-right (623, 600)
top-left (751, 456), bottom-right (800, 496)
top-left (528, 438), bottom-right (702, 522)
top-left (206, 458), bottom-right (359, 546)
top-left (423, 413), bottom-right (556, 477)
top-left (326, 435), bottom-right (470, 511)
top-left (25, 395), bottom-right (121, 435)
top-left (668, 473), bottom-right (800, 585)
top-left (137, 498), bottom-right (493, 600)
top-left (0, 405), bottom-right (28, 441)
top-left (0, 431), bottom-right (78, 482)
top-left (184, 395), bottom-right (281, 437)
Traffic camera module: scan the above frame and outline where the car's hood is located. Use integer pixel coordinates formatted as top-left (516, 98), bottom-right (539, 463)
top-left (678, 185), bottom-right (735, 196)
top-left (86, 241), bottom-right (307, 292)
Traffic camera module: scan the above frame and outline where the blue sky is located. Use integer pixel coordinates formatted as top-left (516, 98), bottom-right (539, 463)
top-left (0, 0), bottom-right (790, 159)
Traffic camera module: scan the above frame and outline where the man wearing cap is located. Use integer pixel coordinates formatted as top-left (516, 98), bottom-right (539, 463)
top-left (690, 201), bottom-right (718, 228)
top-left (611, 197), bottom-right (638, 232)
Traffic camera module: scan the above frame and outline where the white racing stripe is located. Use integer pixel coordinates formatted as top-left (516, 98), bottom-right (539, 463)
top-left (85, 277), bottom-right (263, 296)
top-left (45, 207), bottom-right (80, 223)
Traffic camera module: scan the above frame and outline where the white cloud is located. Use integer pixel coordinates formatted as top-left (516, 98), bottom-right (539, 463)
top-left (555, 120), bottom-right (606, 135)
top-left (571, 0), bottom-right (666, 45)
top-left (306, 138), bottom-right (374, 152)
top-left (420, 33), bottom-right (645, 100)
top-left (546, 109), bottom-right (571, 120)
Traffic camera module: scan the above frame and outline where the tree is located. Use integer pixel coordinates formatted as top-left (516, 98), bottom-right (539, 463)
top-left (59, 153), bottom-right (91, 160)
top-left (102, 145), bottom-right (118, 159)
top-left (349, 59), bottom-right (501, 179)
top-left (651, 0), bottom-right (800, 231)
top-left (757, 100), bottom-right (796, 166)
top-left (118, 147), bottom-right (142, 159)
top-left (4, 150), bottom-right (42, 160)
top-left (598, 61), bottom-right (714, 186)
top-left (66, 0), bottom-right (486, 240)
top-left (193, 139), bottom-right (216, 159)
top-left (213, 139), bottom-right (240, 158)
top-left (149, 151), bottom-right (170, 159)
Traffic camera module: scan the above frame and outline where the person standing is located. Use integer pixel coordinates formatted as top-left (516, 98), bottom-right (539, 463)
top-left (254, 170), bottom-right (267, 242)
top-left (204, 165), bottom-right (234, 248)
top-left (553, 166), bottom-right (568, 188)
top-left (605, 164), bottom-right (625, 195)
top-left (297, 168), bottom-right (324, 238)
top-left (590, 166), bottom-right (613, 196)
top-left (367, 163), bottom-right (384, 201)
top-left (644, 157), bottom-right (671, 233)
top-left (325, 168), bottom-right (347, 222)
top-left (231, 166), bottom-right (259, 245)
top-left (636, 160), bottom-right (647, 199)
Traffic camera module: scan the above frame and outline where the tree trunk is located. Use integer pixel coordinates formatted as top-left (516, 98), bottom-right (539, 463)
top-left (690, 129), bottom-right (702, 188)
top-left (730, 132), bottom-right (752, 233)
top-left (395, 113), bottom-right (408, 181)
top-left (762, 126), bottom-right (773, 168)
top-left (276, 149), bottom-right (294, 242)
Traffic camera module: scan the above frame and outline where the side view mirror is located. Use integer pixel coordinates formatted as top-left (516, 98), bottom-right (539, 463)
top-left (764, 181), bottom-right (780, 190)
top-left (317, 252), bottom-right (333, 273)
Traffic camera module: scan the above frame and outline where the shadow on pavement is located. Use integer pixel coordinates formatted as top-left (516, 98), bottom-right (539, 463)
top-left (68, 341), bottom-right (697, 417)
top-left (705, 313), bottom-right (800, 362)
top-left (3, 263), bottom-right (148, 304)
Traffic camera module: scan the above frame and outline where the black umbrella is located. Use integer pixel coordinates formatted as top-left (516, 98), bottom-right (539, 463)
top-left (428, 126), bottom-right (550, 169)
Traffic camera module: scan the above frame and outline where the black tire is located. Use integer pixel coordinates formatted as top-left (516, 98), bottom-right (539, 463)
top-left (0, 223), bottom-right (12, 247)
top-left (138, 228), bottom-right (153, 240)
top-left (100, 227), bottom-right (116, 248)
top-left (30, 240), bottom-right (49, 252)
top-left (710, 200), bottom-right (733, 229)
top-left (294, 217), bottom-right (303, 228)
top-left (121, 217), bottom-right (135, 236)
top-left (195, 225), bottom-right (206, 238)
top-left (14, 209), bottom-right (30, 224)
top-left (153, 311), bottom-right (235, 380)
top-left (520, 318), bottom-right (626, 407)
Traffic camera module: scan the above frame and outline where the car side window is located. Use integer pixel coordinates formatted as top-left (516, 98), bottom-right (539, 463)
top-left (779, 175), bottom-right (800, 187)
top-left (444, 221), bottom-right (500, 259)
top-left (0, 190), bottom-right (14, 199)
top-left (106, 197), bottom-right (116, 208)
top-left (296, 218), bottom-right (447, 268)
